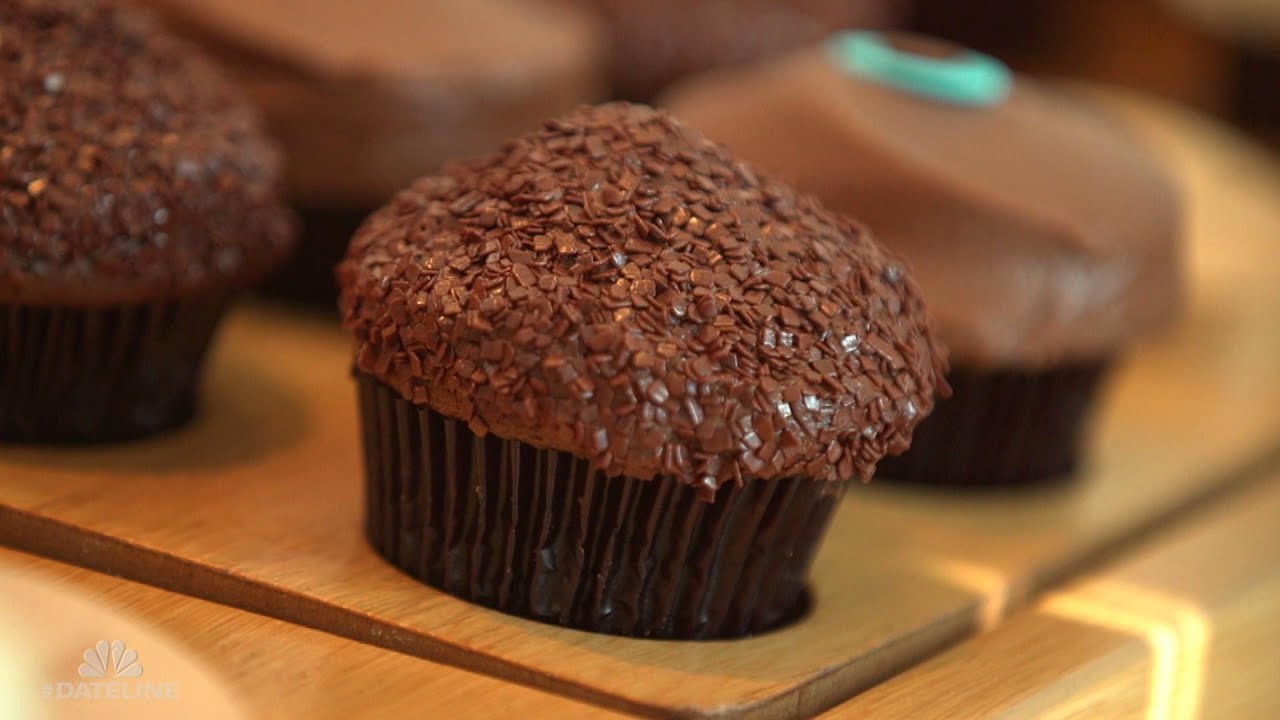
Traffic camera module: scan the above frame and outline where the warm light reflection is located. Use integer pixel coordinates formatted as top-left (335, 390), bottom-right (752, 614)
top-left (918, 557), bottom-right (1014, 631)
top-left (1042, 581), bottom-right (1209, 720)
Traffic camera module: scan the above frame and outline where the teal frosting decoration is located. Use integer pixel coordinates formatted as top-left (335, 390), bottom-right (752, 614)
top-left (827, 31), bottom-right (1012, 107)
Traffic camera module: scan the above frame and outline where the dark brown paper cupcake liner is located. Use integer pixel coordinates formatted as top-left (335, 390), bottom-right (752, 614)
top-left (357, 373), bottom-right (843, 639)
top-left (257, 207), bottom-right (366, 308)
top-left (0, 297), bottom-right (230, 444)
top-left (874, 362), bottom-right (1108, 487)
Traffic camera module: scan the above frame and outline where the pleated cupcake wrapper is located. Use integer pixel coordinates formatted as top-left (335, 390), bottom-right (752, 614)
top-left (357, 373), bottom-right (844, 639)
top-left (875, 362), bottom-right (1108, 487)
top-left (0, 297), bottom-right (230, 444)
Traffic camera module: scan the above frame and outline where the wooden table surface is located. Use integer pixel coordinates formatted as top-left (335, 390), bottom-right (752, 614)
top-left (2, 92), bottom-right (1280, 719)
top-left (0, 547), bottom-right (616, 720)
top-left (827, 467), bottom-right (1280, 719)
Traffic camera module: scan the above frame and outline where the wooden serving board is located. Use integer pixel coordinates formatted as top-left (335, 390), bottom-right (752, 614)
top-left (2, 93), bottom-right (1280, 718)
top-left (827, 466), bottom-right (1280, 719)
top-left (0, 547), bottom-right (616, 719)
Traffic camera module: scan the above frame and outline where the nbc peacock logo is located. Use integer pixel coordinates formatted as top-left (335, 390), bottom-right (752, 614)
top-left (42, 638), bottom-right (177, 702)
top-left (78, 641), bottom-right (143, 679)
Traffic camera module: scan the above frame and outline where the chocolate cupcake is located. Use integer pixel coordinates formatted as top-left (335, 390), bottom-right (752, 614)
top-left (574, 0), bottom-right (910, 100)
top-left (665, 33), bottom-right (1183, 486)
top-left (339, 103), bottom-right (947, 638)
top-left (145, 0), bottom-right (606, 305)
top-left (0, 0), bottom-right (294, 443)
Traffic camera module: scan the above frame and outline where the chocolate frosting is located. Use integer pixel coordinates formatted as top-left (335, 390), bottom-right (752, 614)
top-left (576, 0), bottom-right (906, 99)
top-left (664, 46), bottom-right (1183, 368)
top-left (145, 0), bottom-right (606, 208)
top-left (0, 0), bottom-right (294, 306)
top-left (339, 104), bottom-right (947, 495)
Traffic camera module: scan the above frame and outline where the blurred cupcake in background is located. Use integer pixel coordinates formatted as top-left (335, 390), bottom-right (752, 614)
top-left (664, 32), bottom-right (1183, 486)
top-left (572, 0), bottom-right (912, 99)
top-left (144, 0), bottom-right (607, 304)
top-left (0, 0), bottom-right (295, 443)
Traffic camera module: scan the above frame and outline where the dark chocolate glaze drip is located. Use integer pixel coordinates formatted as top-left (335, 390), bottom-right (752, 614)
top-left (359, 373), bottom-right (840, 639)
top-left (0, 297), bottom-right (229, 443)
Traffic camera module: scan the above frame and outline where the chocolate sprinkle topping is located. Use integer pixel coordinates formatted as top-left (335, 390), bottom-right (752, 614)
top-left (339, 103), bottom-right (947, 496)
top-left (0, 0), bottom-right (294, 305)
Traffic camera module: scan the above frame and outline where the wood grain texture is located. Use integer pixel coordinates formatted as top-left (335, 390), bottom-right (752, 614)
top-left (1, 93), bottom-right (1279, 718)
top-left (0, 547), bottom-right (617, 720)
top-left (827, 469), bottom-right (1280, 719)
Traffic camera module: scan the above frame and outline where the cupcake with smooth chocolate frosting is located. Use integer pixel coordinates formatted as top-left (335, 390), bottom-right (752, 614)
top-left (0, 0), bottom-right (294, 443)
top-left (145, 0), bottom-right (606, 304)
top-left (573, 0), bottom-right (910, 99)
top-left (339, 103), bottom-right (947, 638)
top-left (664, 32), bottom-right (1183, 486)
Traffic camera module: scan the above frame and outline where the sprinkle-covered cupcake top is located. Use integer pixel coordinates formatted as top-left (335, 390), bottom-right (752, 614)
top-left (340, 103), bottom-right (947, 495)
top-left (0, 0), bottom-right (294, 305)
